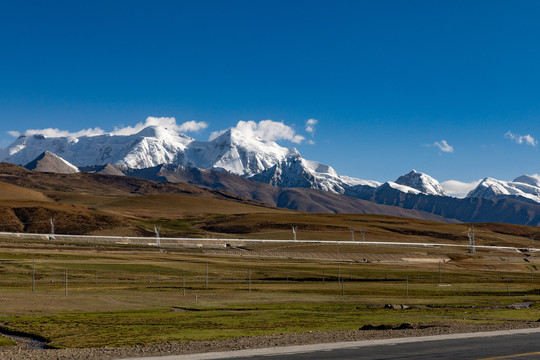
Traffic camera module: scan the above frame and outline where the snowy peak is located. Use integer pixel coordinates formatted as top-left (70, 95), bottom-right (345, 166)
top-left (467, 177), bottom-right (540, 204)
top-left (250, 156), bottom-right (315, 189)
top-left (134, 125), bottom-right (192, 141)
top-left (1, 126), bottom-right (194, 169)
top-left (24, 151), bottom-right (80, 174)
top-left (513, 174), bottom-right (540, 188)
top-left (250, 156), bottom-right (350, 193)
top-left (394, 170), bottom-right (447, 196)
top-left (187, 128), bottom-right (300, 177)
top-left (1, 123), bottom-right (310, 179)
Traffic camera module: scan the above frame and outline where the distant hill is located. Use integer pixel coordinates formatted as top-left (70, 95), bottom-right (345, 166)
top-left (0, 163), bottom-right (455, 226)
top-left (25, 151), bottom-right (79, 174)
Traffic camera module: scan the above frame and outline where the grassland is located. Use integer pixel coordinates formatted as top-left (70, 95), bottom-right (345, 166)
top-left (0, 232), bottom-right (539, 349)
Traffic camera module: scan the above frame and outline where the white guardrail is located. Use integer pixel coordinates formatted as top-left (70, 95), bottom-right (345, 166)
top-left (0, 232), bottom-right (536, 252)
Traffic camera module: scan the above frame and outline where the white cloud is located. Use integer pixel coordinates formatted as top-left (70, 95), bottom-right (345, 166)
top-left (441, 179), bottom-right (481, 198)
top-left (505, 131), bottom-right (537, 146)
top-left (305, 119), bottom-right (318, 134)
top-left (308, 139), bottom-right (315, 145)
top-left (177, 120), bottom-right (208, 133)
top-left (112, 117), bottom-right (207, 136)
top-left (24, 127), bottom-right (106, 138)
top-left (210, 120), bottom-right (305, 144)
top-left (433, 140), bottom-right (454, 153)
top-left (10, 117), bottom-right (208, 139)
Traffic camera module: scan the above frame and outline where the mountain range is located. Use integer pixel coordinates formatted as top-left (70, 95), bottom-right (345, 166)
top-left (2, 125), bottom-right (540, 225)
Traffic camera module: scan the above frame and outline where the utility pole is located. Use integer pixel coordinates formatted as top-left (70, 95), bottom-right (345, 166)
top-left (248, 269), bottom-right (251, 294)
top-left (359, 229), bottom-right (366, 242)
top-left (50, 217), bottom-right (55, 236)
top-left (468, 225), bottom-right (476, 253)
top-left (154, 225), bottom-right (161, 247)
top-left (349, 228), bottom-right (355, 241)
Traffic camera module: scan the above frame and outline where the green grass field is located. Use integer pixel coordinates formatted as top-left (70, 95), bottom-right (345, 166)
top-left (0, 237), bottom-right (539, 349)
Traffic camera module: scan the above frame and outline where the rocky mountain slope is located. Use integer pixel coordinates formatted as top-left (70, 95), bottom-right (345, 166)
top-left (24, 151), bottom-right (80, 174)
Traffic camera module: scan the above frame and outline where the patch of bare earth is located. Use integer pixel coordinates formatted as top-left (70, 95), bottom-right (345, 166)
top-left (0, 321), bottom-right (538, 360)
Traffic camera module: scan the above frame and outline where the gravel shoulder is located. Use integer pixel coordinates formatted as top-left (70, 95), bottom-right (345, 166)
top-left (0, 321), bottom-right (539, 360)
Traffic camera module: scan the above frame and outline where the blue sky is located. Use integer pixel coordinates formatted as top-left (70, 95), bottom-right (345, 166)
top-left (1, 0), bottom-right (540, 190)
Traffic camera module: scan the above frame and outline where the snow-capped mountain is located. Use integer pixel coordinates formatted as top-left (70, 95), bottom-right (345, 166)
top-left (1, 126), bottom-right (194, 169)
top-left (0, 124), bottom-right (462, 199)
top-left (250, 155), bottom-right (355, 193)
top-left (7, 123), bottom-right (540, 209)
top-left (466, 177), bottom-right (540, 204)
top-left (0, 125), bottom-right (366, 192)
top-left (394, 170), bottom-right (447, 196)
top-left (184, 129), bottom-right (300, 177)
top-left (0, 126), bottom-right (296, 175)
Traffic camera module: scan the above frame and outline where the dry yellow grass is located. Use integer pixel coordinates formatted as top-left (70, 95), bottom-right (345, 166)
top-left (0, 182), bottom-right (52, 202)
top-left (96, 194), bottom-right (287, 218)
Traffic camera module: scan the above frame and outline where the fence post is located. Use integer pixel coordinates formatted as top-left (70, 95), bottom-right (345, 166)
top-left (32, 259), bottom-right (35, 292)
top-left (65, 269), bottom-right (68, 297)
top-left (406, 276), bottom-right (409, 296)
top-left (438, 261), bottom-right (441, 285)
top-left (182, 270), bottom-right (185, 296)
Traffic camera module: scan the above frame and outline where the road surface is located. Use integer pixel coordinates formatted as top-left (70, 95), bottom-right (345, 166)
top-left (119, 327), bottom-right (540, 360)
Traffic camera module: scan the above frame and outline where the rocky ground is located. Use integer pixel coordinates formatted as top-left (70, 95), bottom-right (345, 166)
top-left (0, 321), bottom-right (539, 360)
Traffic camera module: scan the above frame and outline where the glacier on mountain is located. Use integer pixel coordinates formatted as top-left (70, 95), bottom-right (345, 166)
top-left (1, 124), bottom-right (366, 193)
top-left (467, 177), bottom-right (540, 204)
top-left (0, 126), bottom-right (194, 169)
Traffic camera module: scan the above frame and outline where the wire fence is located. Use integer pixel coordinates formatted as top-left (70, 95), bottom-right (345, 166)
top-left (0, 257), bottom-right (537, 300)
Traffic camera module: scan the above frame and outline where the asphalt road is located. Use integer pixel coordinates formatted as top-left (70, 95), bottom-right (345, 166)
top-left (240, 332), bottom-right (540, 359)
top-left (120, 328), bottom-right (540, 360)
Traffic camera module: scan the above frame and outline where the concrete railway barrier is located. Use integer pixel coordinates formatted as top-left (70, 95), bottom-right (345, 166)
top-left (0, 231), bottom-right (536, 255)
